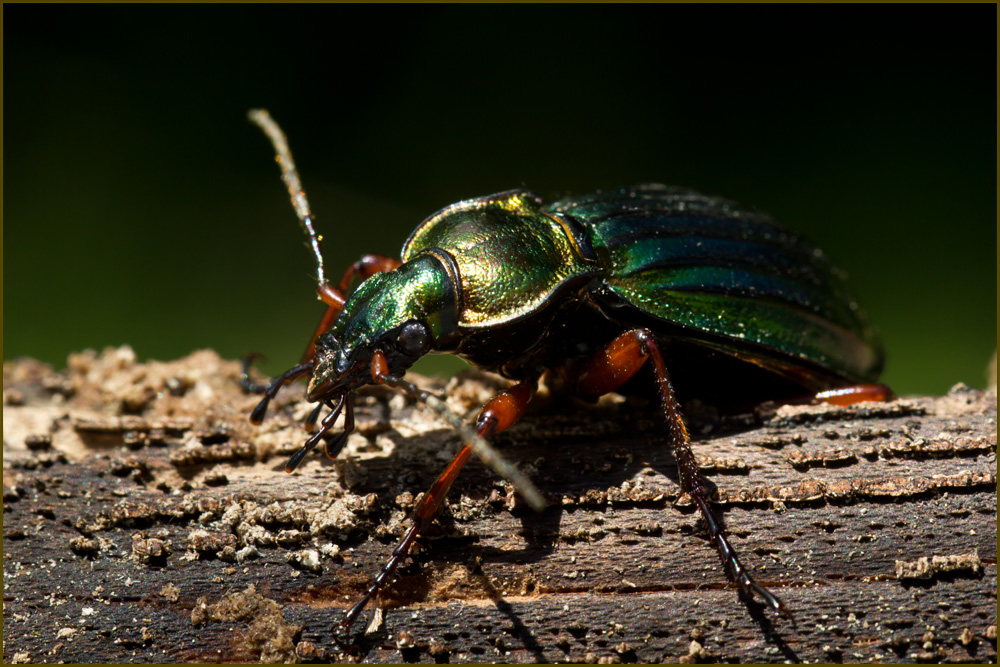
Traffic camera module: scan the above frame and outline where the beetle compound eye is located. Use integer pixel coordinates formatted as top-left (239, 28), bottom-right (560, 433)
top-left (397, 321), bottom-right (430, 356)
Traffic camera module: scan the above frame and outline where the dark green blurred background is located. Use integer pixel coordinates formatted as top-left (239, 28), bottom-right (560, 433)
top-left (5, 5), bottom-right (997, 396)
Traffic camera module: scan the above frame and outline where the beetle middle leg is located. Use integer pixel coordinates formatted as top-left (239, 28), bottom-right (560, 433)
top-left (572, 328), bottom-right (792, 619)
top-left (340, 378), bottom-right (537, 634)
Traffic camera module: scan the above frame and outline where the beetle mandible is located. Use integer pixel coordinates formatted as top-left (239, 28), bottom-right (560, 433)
top-left (243, 109), bottom-right (889, 634)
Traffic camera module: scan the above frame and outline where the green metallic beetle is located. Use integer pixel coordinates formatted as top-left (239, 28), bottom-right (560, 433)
top-left (317, 186), bottom-right (882, 397)
top-left (244, 110), bottom-right (886, 634)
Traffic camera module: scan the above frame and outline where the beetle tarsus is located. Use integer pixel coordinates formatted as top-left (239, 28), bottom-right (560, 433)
top-left (341, 520), bottom-right (423, 633)
top-left (691, 493), bottom-right (793, 621)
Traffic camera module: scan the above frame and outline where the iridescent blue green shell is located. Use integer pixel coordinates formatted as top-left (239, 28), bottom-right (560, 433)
top-left (333, 184), bottom-right (882, 397)
top-left (546, 184), bottom-right (883, 386)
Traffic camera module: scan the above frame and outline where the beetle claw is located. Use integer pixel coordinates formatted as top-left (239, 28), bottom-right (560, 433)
top-left (750, 582), bottom-right (795, 624)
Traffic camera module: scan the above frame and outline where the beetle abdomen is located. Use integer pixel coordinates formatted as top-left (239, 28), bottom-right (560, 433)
top-left (548, 185), bottom-right (884, 387)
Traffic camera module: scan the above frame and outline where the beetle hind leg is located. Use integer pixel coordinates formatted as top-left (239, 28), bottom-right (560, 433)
top-left (574, 328), bottom-right (793, 620)
top-left (814, 383), bottom-right (893, 406)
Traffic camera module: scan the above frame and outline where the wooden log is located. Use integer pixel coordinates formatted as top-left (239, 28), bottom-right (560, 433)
top-left (3, 347), bottom-right (996, 664)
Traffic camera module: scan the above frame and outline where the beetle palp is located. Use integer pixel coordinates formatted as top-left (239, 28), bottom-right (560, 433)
top-left (249, 361), bottom-right (314, 425)
top-left (304, 402), bottom-right (323, 431)
top-left (284, 393), bottom-right (347, 473)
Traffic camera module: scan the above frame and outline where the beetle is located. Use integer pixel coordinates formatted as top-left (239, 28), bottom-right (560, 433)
top-left (243, 109), bottom-right (889, 635)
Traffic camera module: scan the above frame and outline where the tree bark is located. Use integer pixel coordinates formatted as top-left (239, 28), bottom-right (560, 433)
top-left (3, 347), bottom-right (996, 664)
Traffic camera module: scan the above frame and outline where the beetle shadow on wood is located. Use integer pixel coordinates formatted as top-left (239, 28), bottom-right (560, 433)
top-left (635, 402), bottom-right (804, 660)
top-left (344, 394), bottom-right (801, 659)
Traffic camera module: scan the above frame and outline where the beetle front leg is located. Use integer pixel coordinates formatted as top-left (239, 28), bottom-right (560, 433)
top-left (336, 254), bottom-right (403, 294)
top-left (301, 255), bottom-right (403, 363)
top-left (574, 328), bottom-right (793, 620)
top-left (241, 255), bottom-right (402, 400)
top-left (340, 378), bottom-right (537, 635)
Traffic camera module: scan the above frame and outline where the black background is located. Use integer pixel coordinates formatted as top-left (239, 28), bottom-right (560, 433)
top-left (5, 5), bottom-right (996, 395)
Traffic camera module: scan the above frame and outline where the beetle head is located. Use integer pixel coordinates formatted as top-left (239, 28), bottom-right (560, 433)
top-left (307, 253), bottom-right (460, 401)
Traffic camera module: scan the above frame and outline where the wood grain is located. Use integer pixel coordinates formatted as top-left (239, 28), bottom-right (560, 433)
top-left (3, 348), bottom-right (996, 663)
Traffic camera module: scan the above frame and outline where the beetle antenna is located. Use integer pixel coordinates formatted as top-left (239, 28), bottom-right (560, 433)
top-left (387, 376), bottom-right (546, 512)
top-left (248, 109), bottom-right (328, 287)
